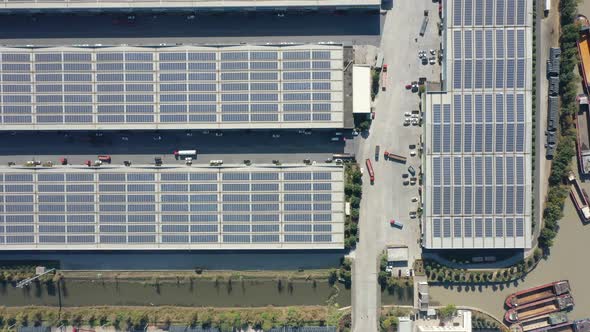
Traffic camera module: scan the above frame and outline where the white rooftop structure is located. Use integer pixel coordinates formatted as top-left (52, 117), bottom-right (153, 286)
top-left (0, 164), bottom-right (344, 250)
top-left (386, 245), bottom-right (408, 262)
top-left (0, 0), bottom-right (381, 11)
top-left (0, 44), bottom-right (345, 130)
top-left (423, 0), bottom-right (533, 249)
top-left (352, 65), bottom-right (371, 114)
top-left (415, 310), bottom-right (472, 332)
top-left (399, 317), bottom-right (412, 332)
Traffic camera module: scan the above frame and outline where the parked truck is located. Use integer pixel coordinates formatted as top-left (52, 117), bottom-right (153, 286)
top-left (384, 151), bottom-right (407, 163)
top-left (173, 150), bottom-right (197, 159)
top-left (544, 0), bottom-right (550, 16)
top-left (366, 159), bottom-right (375, 184)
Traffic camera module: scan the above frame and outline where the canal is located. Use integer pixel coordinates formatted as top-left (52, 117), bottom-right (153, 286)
top-left (0, 278), bottom-right (352, 307)
top-left (430, 196), bottom-right (590, 320)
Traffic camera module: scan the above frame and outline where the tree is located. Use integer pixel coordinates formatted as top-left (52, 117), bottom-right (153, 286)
top-left (351, 170), bottom-right (363, 185)
top-left (539, 228), bottom-right (557, 248)
top-left (438, 304), bottom-right (457, 320)
top-left (349, 196), bottom-right (361, 209)
top-left (328, 269), bottom-right (338, 285)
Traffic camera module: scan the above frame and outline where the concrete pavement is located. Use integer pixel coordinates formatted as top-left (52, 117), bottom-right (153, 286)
top-left (351, 1), bottom-right (442, 330)
top-left (531, 0), bottom-right (559, 250)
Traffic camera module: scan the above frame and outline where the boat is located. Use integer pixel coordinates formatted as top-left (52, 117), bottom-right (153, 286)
top-left (506, 280), bottom-right (571, 308)
top-left (505, 294), bottom-right (575, 324)
top-left (528, 318), bottom-right (590, 332)
top-left (521, 312), bottom-right (568, 331)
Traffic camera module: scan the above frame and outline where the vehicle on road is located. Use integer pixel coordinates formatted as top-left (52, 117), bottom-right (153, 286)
top-left (411, 197), bottom-right (418, 202)
top-left (272, 133), bottom-right (281, 138)
top-left (365, 159), bottom-right (375, 183)
top-left (411, 110), bottom-right (420, 115)
top-left (210, 160), bottom-right (223, 166)
top-left (185, 157), bottom-right (193, 165)
top-left (385, 152), bottom-right (407, 163)
top-left (404, 119), bottom-right (411, 126)
top-left (390, 219), bottom-right (403, 228)
top-left (429, 57), bottom-right (436, 65)
top-left (174, 150), bottom-right (197, 159)
top-left (409, 211), bottom-right (417, 219)
top-left (98, 155), bottom-right (112, 163)
top-left (405, 84), bottom-right (412, 89)
top-left (153, 135), bottom-right (162, 141)
top-left (410, 150), bottom-right (417, 156)
top-left (420, 10), bottom-right (429, 36)
top-left (375, 145), bottom-right (380, 161)
top-left (154, 157), bottom-right (163, 166)
top-left (202, 130), bottom-right (210, 135)
top-left (403, 180), bottom-right (409, 186)
top-left (381, 64), bottom-right (388, 91)
top-left (408, 166), bottom-right (416, 175)
top-left (214, 132), bottom-right (223, 137)
top-left (59, 158), bottom-right (68, 165)
top-left (331, 137), bottom-right (341, 142)
top-left (404, 112), bottom-right (412, 117)
top-left (332, 153), bottom-right (356, 161)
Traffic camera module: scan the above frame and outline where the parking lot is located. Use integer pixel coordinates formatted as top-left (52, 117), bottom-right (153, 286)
top-left (352, 1), bottom-right (443, 330)
top-left (0, 129), bottom-right (353, 167)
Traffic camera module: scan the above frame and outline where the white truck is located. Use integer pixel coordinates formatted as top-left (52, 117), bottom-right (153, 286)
top-left (544, 0), bottom-right (550, 16)
top-left (173, 149), bottom-right (197, 159)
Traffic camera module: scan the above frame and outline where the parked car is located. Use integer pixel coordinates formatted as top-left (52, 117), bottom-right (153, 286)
top-left (408, 166), bottom-right (416, 175)
top-left (390, 219), bottom-right (404, 228)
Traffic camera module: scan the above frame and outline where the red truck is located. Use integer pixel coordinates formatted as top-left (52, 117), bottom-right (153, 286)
top-left (384, 151), bottom-right (407, 163)
top-left (98, 155), bottom-right (112, 163)
top-left (365, 159), bottom-right (375, 184)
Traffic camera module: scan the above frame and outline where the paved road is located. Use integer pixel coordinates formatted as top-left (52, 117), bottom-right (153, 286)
top-left (0, 12), bottom-right (382, 45)
top-left (531, 0), bottom-right (559, 250)
top-left (351, 1), bottom-right (441, 331)
top-left (0, 130), bottom-right (349, 166)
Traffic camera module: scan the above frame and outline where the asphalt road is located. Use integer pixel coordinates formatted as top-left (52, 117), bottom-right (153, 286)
top-left (0, 130), bottom-right (349, 166)
top-left (0, 11), bottom-right (382, 45)
top-left (351, 1), bottom-right (441, 330)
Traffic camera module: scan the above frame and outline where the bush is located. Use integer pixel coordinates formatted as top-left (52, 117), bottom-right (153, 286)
top-left (438, 305), bottom-right (457, 320)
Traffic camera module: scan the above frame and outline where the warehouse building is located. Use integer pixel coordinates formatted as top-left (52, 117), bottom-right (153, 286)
top-left (0, 44), bottom-right (345, 130)
top-left (422, 0), bottom-right (533, 249)
top-left (0, 0), bottom-right (381, 13)
top-left (0, 164), bottom-right (344, 250)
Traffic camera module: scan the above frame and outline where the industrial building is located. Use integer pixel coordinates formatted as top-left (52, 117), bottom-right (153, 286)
top-left (422, 0), bottom-right (533, 249)
top-left (0, 164), bottom-right (344, 250)
top-left (0, 0), bottom-right (381, 13)
top-left (0, 44), bottom-right (345, 130)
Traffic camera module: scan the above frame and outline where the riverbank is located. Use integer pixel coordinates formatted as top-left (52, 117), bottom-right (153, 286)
top-left (429, 196), bottom-right (590, 321)
top-left (60, 269), bottom-right (332, 282)
top-left (0, 305), bottom-right (346, 331)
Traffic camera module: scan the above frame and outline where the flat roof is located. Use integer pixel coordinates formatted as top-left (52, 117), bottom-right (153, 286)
top-left (386, 246), bottom-right (408, 261)
top-left (0, 0), bottom-right (381, 11)
top-left (423, 0), bottom-right (533, 249)
top-left (352, 65), bottom-right (371, 114)
top-left (0, 44), bottom-right (345, 130)
top-left (0, 164), bottom-right (344, 250)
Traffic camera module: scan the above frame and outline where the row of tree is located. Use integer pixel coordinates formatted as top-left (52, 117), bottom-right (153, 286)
top-left (0, 306), bottom-right (341, 332)
top-left (422, 251), bottom-right (542, 284)
top-left (539, 0), bottom-right (580, 250)
top-left (344, 164), bottom-right (363, 249)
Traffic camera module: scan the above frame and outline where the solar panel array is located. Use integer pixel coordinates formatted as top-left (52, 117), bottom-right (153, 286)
top-left (424, 0), bottom-right (532, 249)
top-left (0, 45), bottom-right (344, 129)
top-left (0, 166), bottom-right (344, 249)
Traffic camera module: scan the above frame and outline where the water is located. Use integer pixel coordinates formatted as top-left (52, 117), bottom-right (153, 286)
top-left (430, 195), bottom-right (590, 320)
top-left (381, 287), bottom-right (415, 306)
top-left (0, 279), bottom-right (351, 307)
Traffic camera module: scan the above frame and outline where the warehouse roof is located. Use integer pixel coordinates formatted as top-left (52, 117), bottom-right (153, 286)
top-left (0, 164), bottom-right (344, 250)
top-left (0, 0), bottom-right (380, 11)
top-left (0, 44), bottom-right (344, 130)
top-left (423, 0), bottom-right (532, 249)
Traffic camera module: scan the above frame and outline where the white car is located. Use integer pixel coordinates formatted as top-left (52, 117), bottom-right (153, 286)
top-left (411, 196), bottom-right (419, 202)
top-left (352, 129), bottom-right (360, 136)
top-left (406, 269), bottom-right (411, 277)
top-left (404, 112), bottom-right (412, 117)
top-left (272, 134), bottom-right (281, 138)
top-left (429, 57), bottom-right (436, 65)
top-left (360, 168), bottom-right (364, 175)
top-left (411, 119), bottom-right (420, 126)
top-left (410, 150), bottom-right (417, 157)
top-left (214, 132), bottom-right (223, 137)
top-left (385, 266), bottom-right (393, 273)
top-left (430, 49), bottom-right (436, 55)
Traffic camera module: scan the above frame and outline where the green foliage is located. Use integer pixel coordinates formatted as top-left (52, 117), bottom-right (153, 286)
top-left (328, 269), bottom-right (338, 286)
top-left (438, 305), bottom-right (457, 320)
